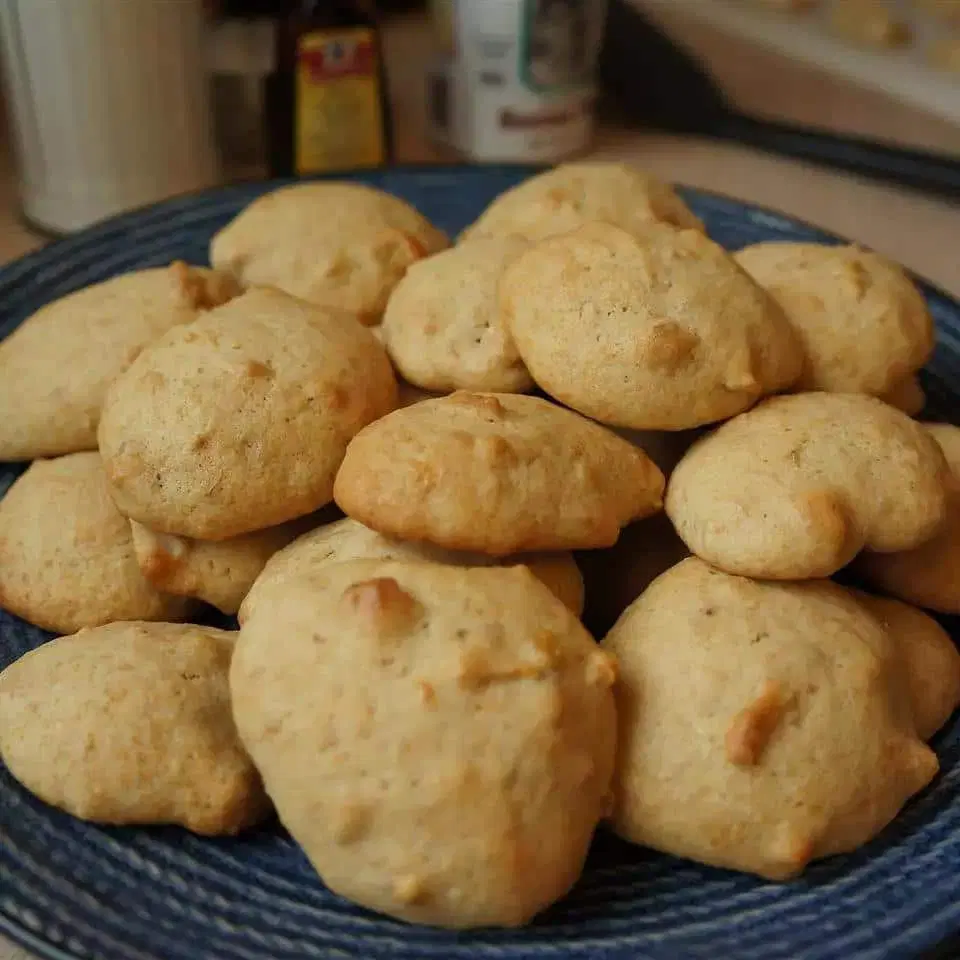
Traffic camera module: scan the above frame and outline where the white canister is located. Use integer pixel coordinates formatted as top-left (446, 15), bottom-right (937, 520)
top-left (0, 0), bottom-right (219, 234)
top-left (427, 0), bottom-right (608, 163)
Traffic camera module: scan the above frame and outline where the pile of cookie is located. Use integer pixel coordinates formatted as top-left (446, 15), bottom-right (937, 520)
top-left (1, 162), bottom-right (959, 930)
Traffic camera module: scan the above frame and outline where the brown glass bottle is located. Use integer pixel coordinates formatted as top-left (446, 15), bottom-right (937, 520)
top-left (267, 0), bottom-right (393, 176)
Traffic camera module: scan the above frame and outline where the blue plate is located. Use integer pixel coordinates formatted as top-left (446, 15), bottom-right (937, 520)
top-left (1, 166), bottom-right (959, 960)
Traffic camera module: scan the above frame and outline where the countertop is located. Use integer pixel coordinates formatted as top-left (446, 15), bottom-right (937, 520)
top-left (1, 7), bottom-right (959, 960)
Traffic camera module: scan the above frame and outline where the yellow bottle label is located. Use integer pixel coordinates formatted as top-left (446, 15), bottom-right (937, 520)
top-left (295, 28), bottom-right (386, 174)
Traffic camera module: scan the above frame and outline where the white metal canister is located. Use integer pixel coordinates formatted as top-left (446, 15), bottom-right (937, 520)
top-left (427, 0), bottom-right (608, 163)
top-left (0, 0), bottom-right (218, 234)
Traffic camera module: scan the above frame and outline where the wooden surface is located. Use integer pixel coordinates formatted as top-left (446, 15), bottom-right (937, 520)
top-left (1, 8), bottom-right (959, 960)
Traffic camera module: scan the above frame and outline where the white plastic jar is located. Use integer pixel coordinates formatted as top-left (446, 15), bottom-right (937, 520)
top-left (427, 0), bottom-right (608, 163)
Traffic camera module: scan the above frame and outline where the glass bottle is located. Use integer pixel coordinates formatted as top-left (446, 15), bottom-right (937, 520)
top-left (268, 0), bottom-right (393, 176)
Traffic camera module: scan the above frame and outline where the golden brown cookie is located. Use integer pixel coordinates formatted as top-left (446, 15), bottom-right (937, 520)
top-left (602, 557), bottom-right (937, 880)
top-left (240, 516), bottom-right (584, 623)
top-left (0, 622), bottom-right (269, 834)
top-left (231, 560), bottom-right (616, 927)
top-left (0, 453), bottom-right (193, 634)
top-left (666, 393), bottom-right (949, 580)
top-left (380, 236), bottom-right (533, 393)
top-left (857, 423), bottom-right (960, 612)
top-left (333, 392), bottom-right (665, 555)
top-left (0, 263), bottom-right (239, 461)
top-left (210, 182), bottom-right (448, 324)
top-left (853, 591), bottom-right (960, 740)
top-left (734, 243), bottom-right (933, 397)
top-left (460, 162), bottom-right (703, 244)
top-left (500, 222), bottom-right (802, 430)
top-left (131, 512), bottom-right (322, 616)
top-left (98, 287), bottom-right (397, 540)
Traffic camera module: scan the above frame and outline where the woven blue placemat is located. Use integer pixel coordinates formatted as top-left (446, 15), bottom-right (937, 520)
top-left (1, 166), bottom-right (958, 960)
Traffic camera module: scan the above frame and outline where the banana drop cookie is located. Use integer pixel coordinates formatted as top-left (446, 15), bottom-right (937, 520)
top-left (500, 222), bottom-right (802, 430)
top-left (666, 393), bottom-right (949, 579)
top-left (0, 262), bottom-right (239, 461)
top-left (98, 287), bottom-right (397, 540)
top-left (459, 162), bottom-right (703, 244)
top-left (379, 236), bottom-right (533, 393)
top-left (857, 424), bottom-right (960, 612)
top-left (0, 453), bottom-right (193, 633)
top-left (853, 591), bottom-right (960, 741)
top-left (240, 516), bottom-right (584, 622)
top-left (735, 243), bottom-right (933, 398)
top-left (602, 558), bottom-right (938, 880)
top-left (333, 392), bottom-right (665, 555)
top-left (231, 560), bottom-right (616, 928)
top-left (210, 182), bottom-right (448, 324)
top-left (0, 622), bottom-right (269, 834)
top-left (131, 512), bottom-right (321, 616)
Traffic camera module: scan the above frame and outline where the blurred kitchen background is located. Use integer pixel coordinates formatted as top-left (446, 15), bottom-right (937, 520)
top-left (0, 0), bottom-right (956, 236)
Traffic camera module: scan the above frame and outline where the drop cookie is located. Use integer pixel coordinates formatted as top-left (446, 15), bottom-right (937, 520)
top-left (0, 453), bottom-right (193, 634)
top-left (131, 512), bottom-right (323, 616)
top-left (98, 287), bottom-right (397, 540)
top-left (210, 182), bottom-right (448, 324)
top-left (857, 423), bottom-right (960, 612)
top-left (240, 516), bottom-right (584, 622)
top-left (379, 236), bottom-right (533, 393)
top-left (231, 560), bottom-right (616, 928)
top-left (460, 162), bottom-right (703, 244)
top-left (853, 591), bottom-right (960, 740)
top-left (0, 622), bottom-right (269, 834)
top-left (666, 393), bottom-right (949, 579)
top-left (602, 557), bottom-right (937, 880)
top-left (734, 243), bottom-right (933, 397)
top-left (333, 392), bottom-right (665, 555)
top-left (0, 262), bottom-right (239, 461)
top-left (500, 222), bottom-right (802, 430)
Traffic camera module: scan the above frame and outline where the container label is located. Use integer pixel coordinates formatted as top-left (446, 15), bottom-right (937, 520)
top-left (295, 28), bottom-right (385, 173)
top-left (433, 0), bottom-right (605, 162)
